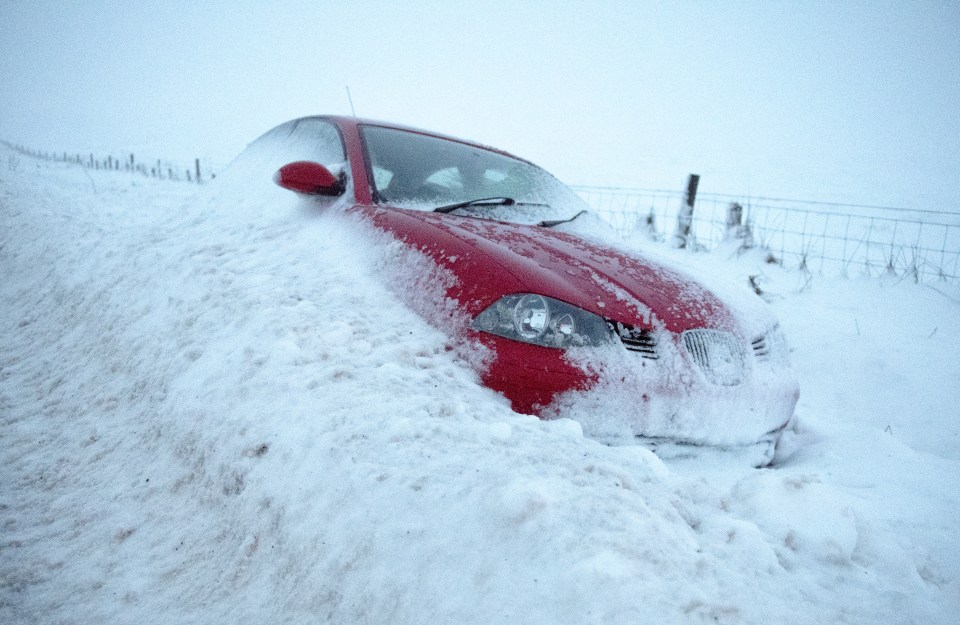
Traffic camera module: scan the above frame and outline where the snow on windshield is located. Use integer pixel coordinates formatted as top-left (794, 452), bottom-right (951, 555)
top-left (361, 124), bottom-right (589, 222)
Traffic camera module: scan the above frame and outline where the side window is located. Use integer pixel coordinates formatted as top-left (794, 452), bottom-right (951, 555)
top-left (255, 117), bottom-right (347, 175)
top-left (220, 117), bottom-right (351, 199)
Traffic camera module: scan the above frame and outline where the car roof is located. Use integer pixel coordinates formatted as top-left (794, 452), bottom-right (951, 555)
top-left (306, 115), bottom-right (537, 167)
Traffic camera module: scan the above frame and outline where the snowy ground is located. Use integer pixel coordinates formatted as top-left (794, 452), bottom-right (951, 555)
top-left (2, 147), bottom-right (958, 624)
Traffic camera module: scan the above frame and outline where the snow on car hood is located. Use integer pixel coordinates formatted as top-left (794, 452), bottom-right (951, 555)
top-left (389, 209), bottom-right (774, 338)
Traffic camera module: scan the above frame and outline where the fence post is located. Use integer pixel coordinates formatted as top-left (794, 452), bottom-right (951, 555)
top-left (644, 208), bottom-right (658, 238)
top-left (673, 174), bottom-right (700, 249)
top-left (726, 202), bottom-right (742, 233)
top-left (724, 202), bottom-right (754, 250)
top-left (195, 158), bottom-right (201, 183)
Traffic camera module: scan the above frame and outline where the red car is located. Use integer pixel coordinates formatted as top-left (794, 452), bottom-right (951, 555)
top-left (260, 115), bottom-right (798, 461)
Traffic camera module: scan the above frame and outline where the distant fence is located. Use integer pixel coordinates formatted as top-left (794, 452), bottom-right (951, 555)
top-left (574, 184), bottom-right (960, 284)
top-left (1, 139), bottom-right (215, 183)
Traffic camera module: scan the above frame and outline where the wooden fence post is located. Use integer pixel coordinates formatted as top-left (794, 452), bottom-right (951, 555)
top-left (725, 202), bottom-right (742, 237)
top-left (673, 173), bottom-right (700, 249)
top-left (724, 201), bottom-right (754, 250)
top-left (195, 158), bottom-right (201, 183)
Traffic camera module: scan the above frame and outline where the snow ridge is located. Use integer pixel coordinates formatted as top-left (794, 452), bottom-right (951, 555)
top-left (2, 149), bottom-right (958, 624)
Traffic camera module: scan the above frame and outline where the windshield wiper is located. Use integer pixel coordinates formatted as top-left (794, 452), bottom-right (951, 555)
top-left (538, 210), bottom-right (587, 228)
top-left (433, 197), bottom-right (516, 214)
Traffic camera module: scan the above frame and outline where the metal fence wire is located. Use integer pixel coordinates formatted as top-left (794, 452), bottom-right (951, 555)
top-left (573, 185), bottom-right (960, 284)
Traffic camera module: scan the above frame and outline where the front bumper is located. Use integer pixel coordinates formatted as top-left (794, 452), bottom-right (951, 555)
top-left (476, 330), bottom-right (800, 450)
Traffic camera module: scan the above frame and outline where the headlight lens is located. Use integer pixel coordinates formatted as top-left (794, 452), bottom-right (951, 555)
top-left (472, 294), bottom-right (615, 348)
top-left (513, 294), bottom-right (550, 340)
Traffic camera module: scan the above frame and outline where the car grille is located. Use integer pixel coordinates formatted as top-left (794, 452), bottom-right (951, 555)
top-left (682, 329), bottom-right (746, 386)
top-left (610, 322), bottom-right (659, 359)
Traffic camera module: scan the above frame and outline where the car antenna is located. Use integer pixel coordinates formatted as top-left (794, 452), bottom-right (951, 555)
top-left (345, 86), bottom-right (357, 116)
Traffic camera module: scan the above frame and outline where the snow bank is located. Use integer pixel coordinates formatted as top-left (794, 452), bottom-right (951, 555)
top-left (2, 145), bottom-right (958, 623)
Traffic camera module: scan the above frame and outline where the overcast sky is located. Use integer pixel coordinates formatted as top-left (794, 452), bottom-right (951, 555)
top-left (2, 1), bottom-right (958, 208)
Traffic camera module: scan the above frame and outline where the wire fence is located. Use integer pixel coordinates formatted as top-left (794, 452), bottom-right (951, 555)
top-left (573, 184), bottom-right (960, 284)
top-left (1, 139), bottom-right (216, 183)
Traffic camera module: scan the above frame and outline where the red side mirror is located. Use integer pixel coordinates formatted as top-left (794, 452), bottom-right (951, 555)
top-left (273, 161), bottom-right (344, 196)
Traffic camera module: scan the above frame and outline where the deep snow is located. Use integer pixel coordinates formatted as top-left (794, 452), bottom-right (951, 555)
top-left (2, 147), bottom-right (959, 624)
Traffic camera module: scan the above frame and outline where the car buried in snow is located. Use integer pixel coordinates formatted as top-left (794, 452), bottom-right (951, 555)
top-left (257, 115), bottom-right (799, 464)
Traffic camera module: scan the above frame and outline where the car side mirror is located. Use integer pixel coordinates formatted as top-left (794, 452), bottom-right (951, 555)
top-left (273, 161), bottom-right (345, 196)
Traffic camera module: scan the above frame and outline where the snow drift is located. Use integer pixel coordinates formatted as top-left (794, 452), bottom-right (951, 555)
top-left (2, 143), bottom-right (959, 624)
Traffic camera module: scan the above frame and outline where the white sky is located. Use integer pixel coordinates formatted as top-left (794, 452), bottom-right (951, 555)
top-left (1, 1), bottom-right (958, 207)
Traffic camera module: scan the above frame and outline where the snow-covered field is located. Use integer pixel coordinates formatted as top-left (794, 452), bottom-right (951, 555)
top-left (2, 145), bottom-right (959, 624)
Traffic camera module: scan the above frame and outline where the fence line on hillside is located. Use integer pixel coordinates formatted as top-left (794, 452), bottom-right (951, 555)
top-left (1, 139), bottom-right (216, 183)
top-left (573, 184), bottom-right (960, 284)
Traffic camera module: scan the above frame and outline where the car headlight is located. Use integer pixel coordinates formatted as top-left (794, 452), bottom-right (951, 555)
top-left (472, 293), bottom-right (615, 348)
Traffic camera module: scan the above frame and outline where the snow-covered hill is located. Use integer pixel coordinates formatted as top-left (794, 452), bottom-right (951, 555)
top-left (2, 147), bottom-right (958, 624)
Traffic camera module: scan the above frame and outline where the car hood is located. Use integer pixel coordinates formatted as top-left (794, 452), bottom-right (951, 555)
top-left (368, 207), bottom-right (772, 336)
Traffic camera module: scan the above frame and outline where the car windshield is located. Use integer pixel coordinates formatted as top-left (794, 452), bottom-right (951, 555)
top-left (360, 125), bottom-right (590, 223)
